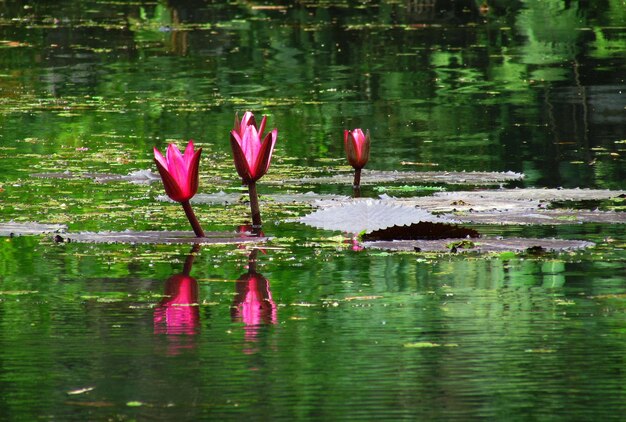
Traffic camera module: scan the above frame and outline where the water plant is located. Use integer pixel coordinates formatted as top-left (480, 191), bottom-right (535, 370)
top-left (230, 111), bottom-right (278, 230)
top-left (153, 141), bottom-right (205, 237)
top-left (344, 128), bottom-right (370, 190)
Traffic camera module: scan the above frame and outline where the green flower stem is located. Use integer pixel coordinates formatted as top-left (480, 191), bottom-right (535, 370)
top-left (181, 200), bottom-right (205, 238)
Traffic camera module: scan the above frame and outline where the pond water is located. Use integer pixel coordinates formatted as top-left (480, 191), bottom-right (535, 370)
top-left (1, 0), bottom-right (625, 420)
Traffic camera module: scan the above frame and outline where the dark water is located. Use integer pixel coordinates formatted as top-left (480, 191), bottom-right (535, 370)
top-left (0, 1), bottom-right (625, 420)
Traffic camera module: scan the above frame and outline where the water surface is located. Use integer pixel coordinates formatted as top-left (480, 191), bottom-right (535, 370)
top-left (0, 1), bottom-right (625, 420)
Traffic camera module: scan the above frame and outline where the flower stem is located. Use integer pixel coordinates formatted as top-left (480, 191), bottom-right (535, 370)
top-left (353, 168), bottom-right (361, 188)
top-left (247, 249), bottom-right (259, 273)
top-left (181, 200), bottom-right (205, 238)
top-left (248, 181), bottom-right (262, 229)
top-left (183, 244), bottom-right (202, 275)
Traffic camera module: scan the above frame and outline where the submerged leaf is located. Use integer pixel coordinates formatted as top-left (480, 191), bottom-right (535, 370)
top-left (299, 200), bottom-right (450, 233)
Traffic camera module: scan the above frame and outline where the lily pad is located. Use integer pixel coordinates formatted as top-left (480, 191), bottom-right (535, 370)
top-left (363, 238), bottom-right (594, 253)
top-left (432, 188), bottom-right (626, 203)
top-left (56, 230), bottom-right (267, 245)
top-left (316, 194), bottom-right (540, 213)
top-left (449, 209), bottom-right (626, 225)
top-left (299, 200), bottom-right (451, 233)
top-left (285, 170), bottom-right (524, 186)
top-left (0, 221), bottom-right (67, 236)
top-left (32, 169), bottom-right (161, 184)
top-left (158, 191), bottom-right (350, 205)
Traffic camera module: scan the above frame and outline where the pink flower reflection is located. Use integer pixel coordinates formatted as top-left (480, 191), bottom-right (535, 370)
top-left (232, 270), bottom-right (277, 341)
top-left (154, 273), bottom-right (200, 336)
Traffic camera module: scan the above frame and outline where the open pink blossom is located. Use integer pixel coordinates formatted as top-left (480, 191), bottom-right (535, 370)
top-left (153, 141), bottom-right (202, 203)
top-left (344, 128), bottom-right (370, 170)
top-left (230, 111), bottom-right (277, 184)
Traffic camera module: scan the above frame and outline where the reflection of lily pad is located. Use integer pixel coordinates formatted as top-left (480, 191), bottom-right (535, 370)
top-left (57, 231), bottom-right (267, 245)
top-left (363, 238), bottom-right (594, 253)
top-left (449, 210), bottom-right (626, 225)
top-left (159, 191), bottom-right (350, 205)
top-left (363, 222), bottom-right (479, 241)
top-left (285, 170), bottom-right (524, 186)
top-left (299, 200), bottom-right (450, 233)
top-left (0, 221), bottom-right (67, 236)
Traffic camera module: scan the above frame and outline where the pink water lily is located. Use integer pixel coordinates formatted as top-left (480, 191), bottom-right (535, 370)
top-left (153, 141), bottom-right (205, 237)
top-left (230, 111), bottom-right (278, 229)
top-left (230, 111), bottom-right (277, 184)
top-left (344, 128), bottom-right (370, 170)
top-left (153, 141), bottom-right (202, 203)
top-left (344, 128), bottom-right (370, 190)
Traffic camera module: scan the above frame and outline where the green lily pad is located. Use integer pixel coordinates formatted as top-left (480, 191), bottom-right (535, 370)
top-left (284, 170), bottom-right (524, 186)
top-left (56, 230), bottom-right (268, 245)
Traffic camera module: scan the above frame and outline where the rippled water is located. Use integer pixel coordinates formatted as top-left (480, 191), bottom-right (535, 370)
top-left (0, 1), bottom-right (625, 420)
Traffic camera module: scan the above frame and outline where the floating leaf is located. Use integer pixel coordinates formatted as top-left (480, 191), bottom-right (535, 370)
top-left (363, 222), bottom-right (479, 241)
top-left (433, 188), bottom-right (626, 202)
top-left (370, 188), bottom-right (626, 213)
top-left (32, 169), bottom-right (162, 184)
top-left (299, 200), bottom-right (450, 233)
top-left (57, 231), bottom-right (267, 245)
top-left (449, 209), bottom-right (626, 225)
top-left (374, 194), bottom-right (540, 212)
top-left (404, 342), bottom-right (440, 348)
top-left (126, 401), bottom-right (144, 407)
top-left (284, 170), bottom-right (524, 186)
top-left (159, 191), bottom-right (350, 205)
top-left (0, 221), bottom-right (67, 236)
top-left (0, 290), bottom-right (39, 295)
top-left (67, 387), bottom-right (95, 396)
top-left (363, 238), bottom-right (594, 253)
